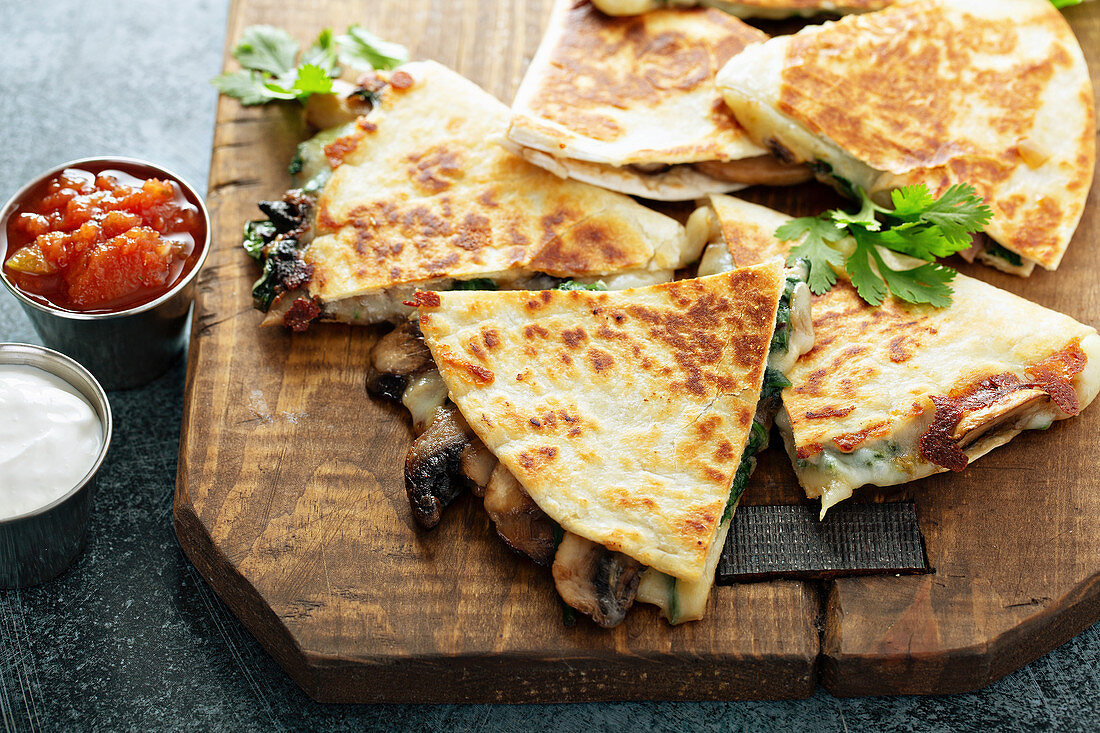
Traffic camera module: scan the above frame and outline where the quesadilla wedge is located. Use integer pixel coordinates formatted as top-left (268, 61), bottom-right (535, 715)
top-left (506, 1), bottom-right (811, 202)
top-left (244, 60), bottom-right (707, 330)
top-left (715, 0), bottom-right (1096, 273)
top-left (700, 194), bottom-right (1100, 516)
top-left (590, 0), bottom-right (891, 19)
top-left (406, 264), bottom-right (799, 625)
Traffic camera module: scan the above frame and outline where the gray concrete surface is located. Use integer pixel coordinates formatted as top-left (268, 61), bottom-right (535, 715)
top-left (1, 1), bottom-right (1099, 730)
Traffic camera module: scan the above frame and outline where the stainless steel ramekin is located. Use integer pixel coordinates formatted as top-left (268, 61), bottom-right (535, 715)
top-left (0, 157), bottom-right (211, 390)
top-left (0, 343), bottom-right (112, 588)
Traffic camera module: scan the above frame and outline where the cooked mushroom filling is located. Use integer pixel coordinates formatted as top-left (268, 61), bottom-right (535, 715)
top-left (551, 532), bottom-right (643, 629)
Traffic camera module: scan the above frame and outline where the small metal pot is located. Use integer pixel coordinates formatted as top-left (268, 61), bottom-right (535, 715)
top-left (0, 157), bottom-right (211, 390)
top-left (0, 343), bottom-right (112, 588)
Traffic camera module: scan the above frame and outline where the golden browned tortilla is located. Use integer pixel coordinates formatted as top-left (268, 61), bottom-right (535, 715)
top-left (703, 195), bottom-right (1100, 516)
top-left (296, 60), bottom-right (696, 324)
top-left (416, 263), bottom-right (784, 580)
top-left (717, 0), bottom-right (1096, 272)
top-left (507, 1), bottom-right (811, 200)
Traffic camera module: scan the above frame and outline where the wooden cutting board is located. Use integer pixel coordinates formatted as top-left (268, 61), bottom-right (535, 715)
top-left (174, 0), bottom-right (1100, 702)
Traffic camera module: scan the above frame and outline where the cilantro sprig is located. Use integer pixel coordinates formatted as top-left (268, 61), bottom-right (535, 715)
top-left (213, 25), bottom-right (408, 106)
top-left (776, 184), bottom-right (992, 307)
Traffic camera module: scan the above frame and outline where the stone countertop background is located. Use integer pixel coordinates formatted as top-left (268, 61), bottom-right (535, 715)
top-left (1, 1), bottom-right (1099, 730)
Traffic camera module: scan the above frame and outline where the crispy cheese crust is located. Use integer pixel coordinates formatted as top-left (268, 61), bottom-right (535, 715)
top-left (303, 61), bottom-right (687, 303)
top-left (417, 265), bottom-right (784, 581)
top-left (510, 1), bottom-right (766, 167)
top-left (717, 0), bottom-right (1096, 270)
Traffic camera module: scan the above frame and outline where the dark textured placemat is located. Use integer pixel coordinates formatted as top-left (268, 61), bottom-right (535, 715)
top-left (718, 502), bottom-right (930, 583)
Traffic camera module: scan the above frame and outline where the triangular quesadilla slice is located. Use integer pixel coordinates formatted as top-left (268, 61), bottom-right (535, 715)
top-left (245, 60), bottom-right (705, 329)
top-left (700, 194), bottom-right (1100, 516)
top-left (506, 1), bottom-right (811, 202)
top-left (591, 0), bottom-right (892, 19)
top-left (716, 0), bottom-right (1096, 273)
top-left (415, 265), bottom-right (784, 585)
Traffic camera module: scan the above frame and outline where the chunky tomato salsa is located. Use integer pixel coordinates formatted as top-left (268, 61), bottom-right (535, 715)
top-left (3, 164), bottom-right (205, 313)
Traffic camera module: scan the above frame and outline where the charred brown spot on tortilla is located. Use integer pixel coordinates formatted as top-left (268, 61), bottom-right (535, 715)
top-left (796, 442), bottom-right (823, 460)
top-left (561, 327), bottom-right (587, 349)
top-left (587, 348), bottom-right (614, 372)
top-left (522, 324), bottom-right (550, 340)
top-left (805, 405), bottom-right (856, 420)
top-left (714, 440), bottom-right (736, 461)
top-left (832, 420), bottom-right (890, 453)
top-left (552, 532), bottom-right (642, 629)
top-left (516, 446), bottom-right (559, 473)
top-left (434, 345), bottom-right (494, 385)
top-left (390, 70), bottom-right (414, 90)
top-left (454, 213), bottom-right (491, 251)
top-left (406, 146), bottom-right (465, 194)
top-left (481, 328), bottom-right (501, 350)
top-left (324, 128), bottom-right (367, 168)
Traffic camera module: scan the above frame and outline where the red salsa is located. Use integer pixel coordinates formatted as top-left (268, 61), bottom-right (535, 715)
top-left (3, 163), bottom-right (205, 313)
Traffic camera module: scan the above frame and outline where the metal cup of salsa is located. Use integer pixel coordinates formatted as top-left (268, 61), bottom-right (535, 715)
top-left (0, 157), bottom-right (211, 390)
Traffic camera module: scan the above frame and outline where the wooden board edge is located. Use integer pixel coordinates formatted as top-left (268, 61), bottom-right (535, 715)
top-left (819, 572), bottom-right (1100, 697)
top-left (174, 481), bottom-right (819, 703)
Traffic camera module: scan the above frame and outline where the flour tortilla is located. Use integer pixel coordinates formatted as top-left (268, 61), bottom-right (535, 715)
top-left (716, 0), bottom-right (1096, 271)
top-left (416, 264), bottom-right (784, 580)
top-left (704, 194), bottom-right (1100, 515)
top-left (508, 1), bottom-right (807, 201)
top-left (292, 60), bottom-right (698, 324)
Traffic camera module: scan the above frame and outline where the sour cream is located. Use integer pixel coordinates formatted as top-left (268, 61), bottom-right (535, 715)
top-left (0, 364), bottom-right (103, 520)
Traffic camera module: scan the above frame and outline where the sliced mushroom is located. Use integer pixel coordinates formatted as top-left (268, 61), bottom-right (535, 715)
top-left (483, 465), bottom-right (556, 566)
top-left (461, 439), bottom-right (497, 496)
top-left (552, 532), bottom-right (643, 628)
top-left (954, 388), bottom-right (1050, 449)
top-left (694, 156), bottom-right (813, 187)
top-left (366, 321), bottom-right (433, 401)
top-left (405, 405), bottom-right (472, 529)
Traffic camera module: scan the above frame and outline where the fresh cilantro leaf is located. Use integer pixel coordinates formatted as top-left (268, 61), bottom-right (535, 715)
top-left (556, 280), bottom-right (607, 291)
top-left (215, 24), bottom-right (404, 106)
top-left (292, 63), bottom-right (334, 96)
top-left (233, 25), bottom-right (299, 77)
top-left (776, 217), bottom-right (845, 295)
top-left (301, 28), bottom-right (340, 77)
top-left (876, 257), bottom-right (956, 308)
top-left (338, 25), bottom-right (408, 70)
top-left (845, 233), bottom-right (888, 307)
top-left (830, 186), bottom-right (884, 231)
top-left (848, 229), bottom-right (956, 307)
top-left (211, 70), bottom-right (282, 106)
top-left (889, 183), bottom-right (992, 247)
top-left (875, 221), bottom-right (958, 259)
top-left (887, 185), bottom-right (937, 218)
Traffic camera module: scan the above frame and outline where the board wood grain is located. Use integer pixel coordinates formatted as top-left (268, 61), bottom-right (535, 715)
top-left (174, 0), bottom-right (1100, 702)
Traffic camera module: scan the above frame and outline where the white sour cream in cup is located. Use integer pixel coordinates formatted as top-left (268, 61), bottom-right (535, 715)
top-left (0, 364), bottom-right (103, 520)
